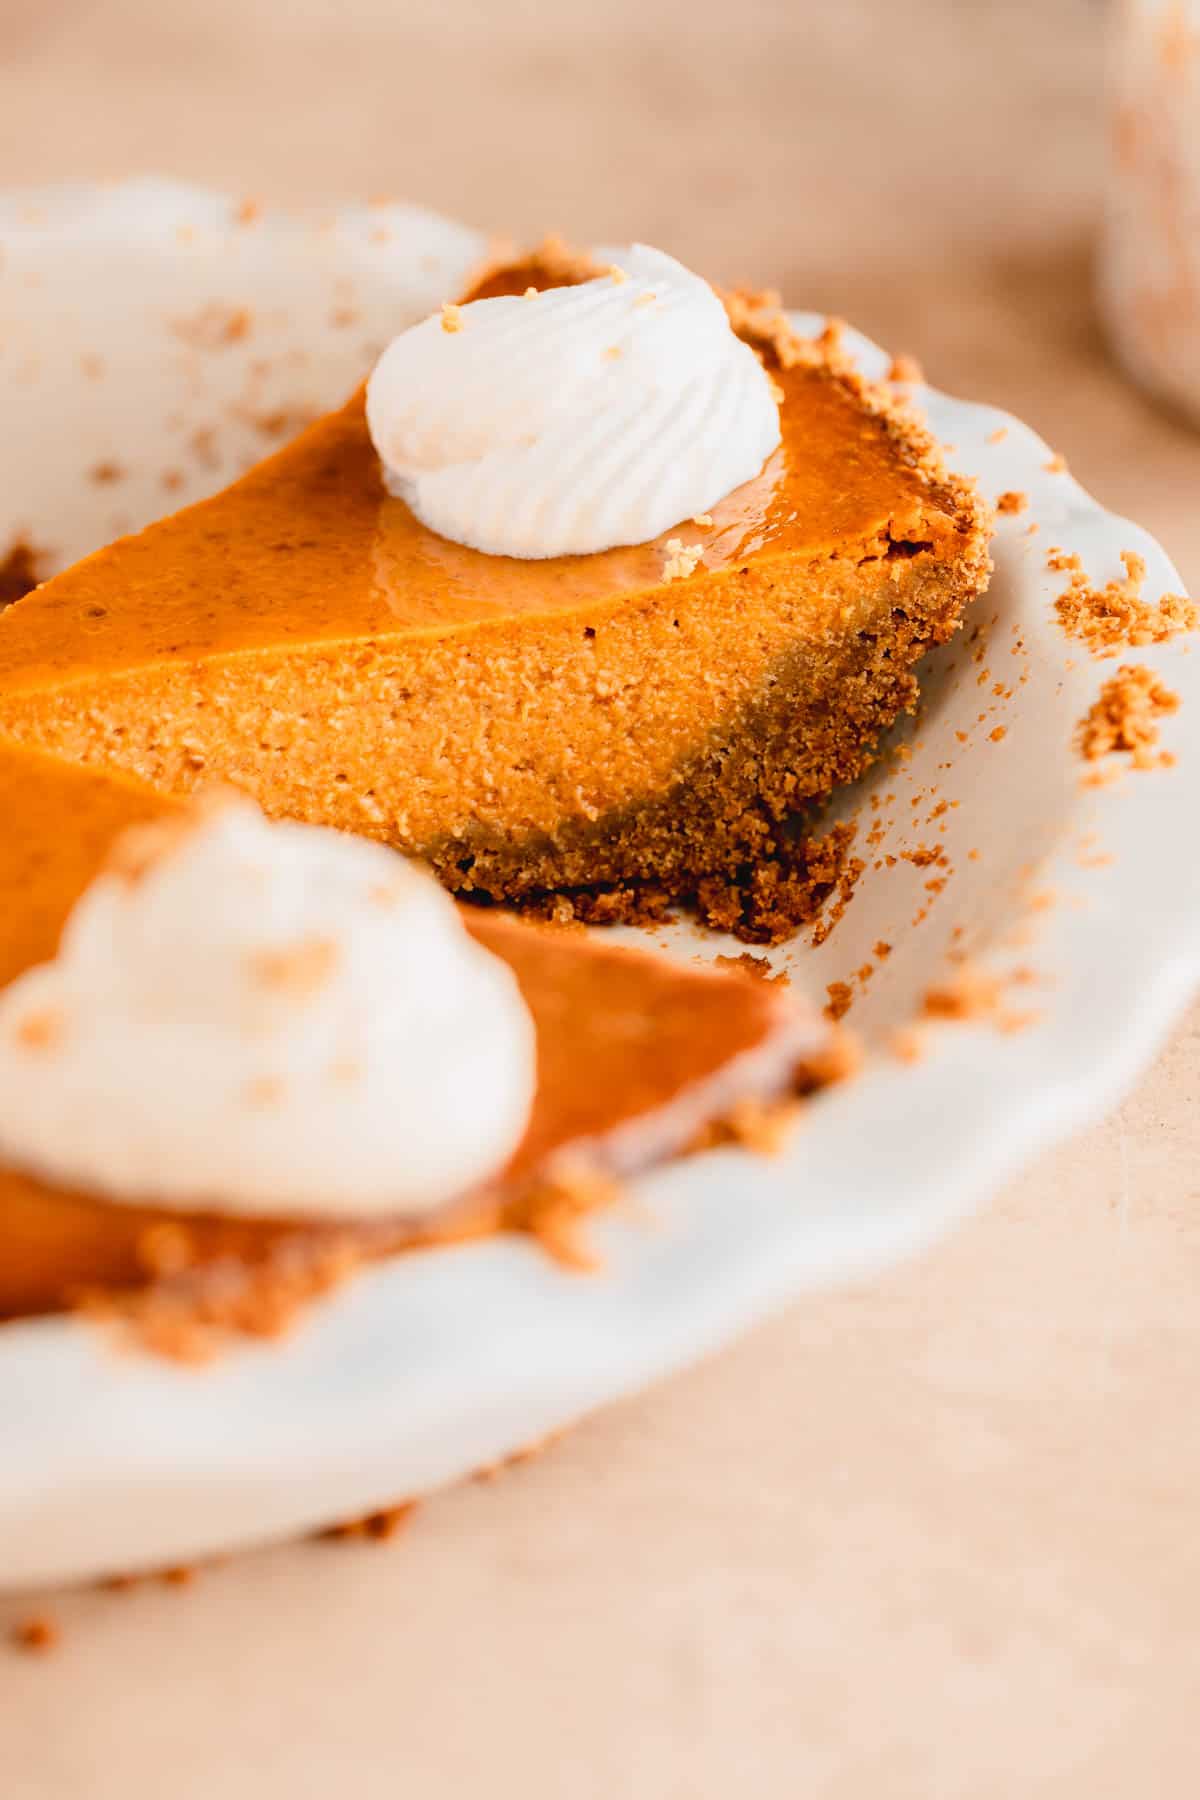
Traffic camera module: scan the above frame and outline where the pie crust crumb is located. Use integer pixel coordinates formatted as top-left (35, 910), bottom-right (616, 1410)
top-left (887, 352), bottom-right (925, 384)
top-left (661, 539), bottom-right (703, 583)
top-left (473, 1429), bottom-right (567, 1485)
top-left (0, 536), bottom-right (46, 609)
top-left (721, 1095), bottom-right (803, 1155)
top-left (824, 980), bottom-right (853, 1021)
top-left (713, 951), bottom-right (789, 985)
top-left (889, 1024), bottom-right (927, 1063)
top-left (922, 966), bottom-right (1003, 1020)
top-left (514, 1165), bottom-right (622, 1271)
top-left (920, 962), bottom-right (1040, 1035)
top-left (14, 1006), bottom-right (63, 1051)
top-left (11, 1615), bottom-right (58, 1655)
top-left (1075, 663), bottom-right (1180, 769)
top-left (318, 1500), bottom-right (417, 1543)
top-left (1053, 549), bottom-right (1198, 653)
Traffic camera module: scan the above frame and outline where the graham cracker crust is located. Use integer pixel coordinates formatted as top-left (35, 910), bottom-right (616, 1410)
top-left (510, 819), bottom-right (860, 948)
top-left (427, 548), bottom-right (980, 934)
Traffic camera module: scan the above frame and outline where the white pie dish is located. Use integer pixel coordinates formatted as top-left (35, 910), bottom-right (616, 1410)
top-left (0, 181), bottom-right (1197, 1589)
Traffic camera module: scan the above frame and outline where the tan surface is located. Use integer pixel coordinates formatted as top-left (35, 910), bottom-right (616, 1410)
top-left (3, 0), bottom-right (1200, 1793)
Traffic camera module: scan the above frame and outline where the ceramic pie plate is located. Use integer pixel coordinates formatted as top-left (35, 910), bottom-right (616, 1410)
top-left (1, 182), bottom-right (1197, 1590)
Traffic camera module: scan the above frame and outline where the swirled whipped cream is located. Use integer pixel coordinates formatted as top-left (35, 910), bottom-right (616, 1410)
top-left (365, 244), bottom-right (781, 558)
top-left (0, 799), bottom-right (536, 1219)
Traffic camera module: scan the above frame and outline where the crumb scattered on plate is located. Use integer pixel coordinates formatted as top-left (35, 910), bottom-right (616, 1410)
top-left (1075, 664), bottom-right (1179, 770)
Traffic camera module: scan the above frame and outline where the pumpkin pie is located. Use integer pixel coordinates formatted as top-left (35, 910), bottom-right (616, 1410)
top-left (0, 245), bottom-right (993, 919)
top-left (0, 738), bottom-right (835, 1333)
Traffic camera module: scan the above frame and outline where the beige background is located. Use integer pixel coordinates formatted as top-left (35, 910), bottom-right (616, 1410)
top-left (3, 1), bottom-right (1200, 1793)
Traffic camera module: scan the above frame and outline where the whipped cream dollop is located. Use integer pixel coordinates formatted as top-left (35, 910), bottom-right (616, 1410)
top-left (365, 244), bottom-right (781, 558)
top-left (0, 800), bottom-right (536, 1219)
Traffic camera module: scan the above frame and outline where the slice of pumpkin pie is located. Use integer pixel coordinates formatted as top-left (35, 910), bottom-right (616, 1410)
top-left (0, 242), bottom-right (991, 914)
top-left (0, 748), bottom-right (835, 1331)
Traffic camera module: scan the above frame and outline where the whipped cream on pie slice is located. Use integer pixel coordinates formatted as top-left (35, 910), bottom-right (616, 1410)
top-left (0, 797), bottom-right (536, 1219)
top-left (365, 244), bottom-right (781, 558)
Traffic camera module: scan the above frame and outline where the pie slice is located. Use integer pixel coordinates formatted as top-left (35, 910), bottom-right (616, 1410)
top-left (0, 739), bottom-right (835, 1331)
top-left (0, 247), bottom-right (992, 916)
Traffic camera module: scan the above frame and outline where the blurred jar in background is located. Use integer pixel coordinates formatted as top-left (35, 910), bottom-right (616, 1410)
top-left (1101, 0), bottom-right (1200, 425)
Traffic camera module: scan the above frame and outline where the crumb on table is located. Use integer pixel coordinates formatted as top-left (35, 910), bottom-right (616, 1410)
top-left (11, 1615), bottom-right (59, 1655)
top-left (318, 1501), bottom-right (418, 1543)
